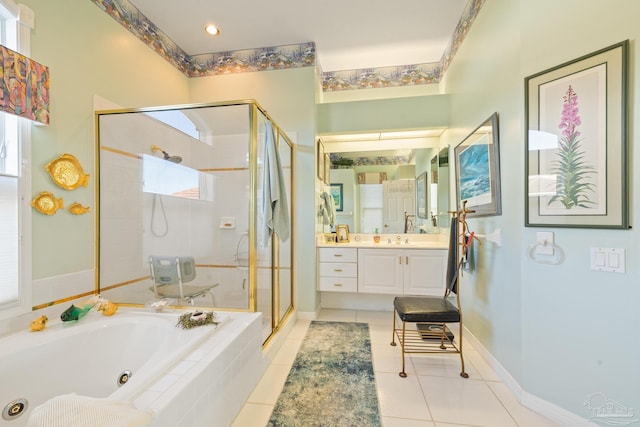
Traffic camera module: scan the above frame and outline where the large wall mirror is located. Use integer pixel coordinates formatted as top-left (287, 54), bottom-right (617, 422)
top-left (320, 130), bottom-right (450, 234)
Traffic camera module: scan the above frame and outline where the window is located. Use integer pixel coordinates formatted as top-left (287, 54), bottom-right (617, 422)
top-left (0, 0), bottom-right (32, 317)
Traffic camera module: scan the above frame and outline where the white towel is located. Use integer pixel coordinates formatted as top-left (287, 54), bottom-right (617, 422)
top-left (27, 393), bottom-right (153, 427)
top-left (261, 120), bottom-right (290, 245)
top-left (320, 190), bottom-right (336, 227)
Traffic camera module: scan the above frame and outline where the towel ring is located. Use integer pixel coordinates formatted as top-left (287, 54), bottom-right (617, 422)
top-left (527, 241), bottom-right (565, 265)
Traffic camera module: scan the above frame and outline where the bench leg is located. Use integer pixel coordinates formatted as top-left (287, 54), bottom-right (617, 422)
top-left (458, 321), bottom-right (468, 378)
top-left (390, 309), bottom-right (397, 346)
top-left (399, 321), bottom-right (407, 378)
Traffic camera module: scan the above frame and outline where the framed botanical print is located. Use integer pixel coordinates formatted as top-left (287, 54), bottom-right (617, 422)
top-left (525, 40), bottom-right (629, 228)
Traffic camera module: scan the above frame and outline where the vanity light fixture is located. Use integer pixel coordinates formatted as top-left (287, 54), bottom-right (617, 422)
top-left (205, 23), bottom-right (220, 36)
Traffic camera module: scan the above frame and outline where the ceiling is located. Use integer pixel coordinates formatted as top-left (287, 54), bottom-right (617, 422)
top-left (127, 0), bottom-right (469, 72)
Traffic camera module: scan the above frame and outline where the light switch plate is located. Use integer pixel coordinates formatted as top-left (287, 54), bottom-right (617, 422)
top-left (590, 248), bottom-right (625, 273)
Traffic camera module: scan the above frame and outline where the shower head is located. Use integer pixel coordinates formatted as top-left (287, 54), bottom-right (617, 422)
top-left (150, 144), bottom-right (182, 163)
top-left (165, 155), bottom-right (182, 163)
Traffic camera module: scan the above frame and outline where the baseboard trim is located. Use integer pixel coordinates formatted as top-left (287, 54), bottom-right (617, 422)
top-left (297, 308), bottom-right (320, 320)
top-left (462, 326), bottom-right (594, 427)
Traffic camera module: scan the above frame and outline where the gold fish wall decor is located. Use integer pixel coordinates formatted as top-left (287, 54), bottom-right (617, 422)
top-left (68, 202), bottom-right (90, 215)
top-left (46, 153), bottom-right (90, 190)
top-left (31, 191), bottom-right (64, 215)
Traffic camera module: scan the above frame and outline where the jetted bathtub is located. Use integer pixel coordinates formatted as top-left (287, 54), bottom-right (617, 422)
top-left (0, 307), bottom-right (265, 427)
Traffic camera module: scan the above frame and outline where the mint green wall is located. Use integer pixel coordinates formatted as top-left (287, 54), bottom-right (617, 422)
top-left (22, 0), bottom-right (190, 280)
top-left (317, 95), bottom-right (451, 133)
top-left (444, 0), bottom-right (640, 419)
top-left (189, 68), bottom-right (318, 312)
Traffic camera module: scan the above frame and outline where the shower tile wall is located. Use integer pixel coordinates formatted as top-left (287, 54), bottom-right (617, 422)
top-left (100, 107), bottom-right (268, 310)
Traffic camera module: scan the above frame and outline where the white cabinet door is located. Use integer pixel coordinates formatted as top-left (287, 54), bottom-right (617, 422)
top-left (403, 249), bottom-right (447, 296)
top-left (358, 249), bottom-right (403, 294)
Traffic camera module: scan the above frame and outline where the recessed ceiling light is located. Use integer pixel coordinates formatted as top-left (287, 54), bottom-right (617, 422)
top-left (205, 24), bottom-right (220, 36)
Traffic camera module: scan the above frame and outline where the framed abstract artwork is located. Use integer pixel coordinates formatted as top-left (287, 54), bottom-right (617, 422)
top-left (525, 40), bottom-right (629, 228)
top-left (454, 112), bottom-right (502, 217)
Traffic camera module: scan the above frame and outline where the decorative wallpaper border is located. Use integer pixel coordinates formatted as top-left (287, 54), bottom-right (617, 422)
top-left (190, 43), bottom-right (315, 77)
top-left (322, 63), bottom-right (440, 92)
top-left (90, 0), bottom-right (484, 91)
top-left (321, 0), bottom-right (485, 91)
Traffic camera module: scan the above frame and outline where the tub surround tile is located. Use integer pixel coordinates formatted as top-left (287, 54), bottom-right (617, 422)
top-left (142, 311), bottom-right (265, 427)
top-left (31, 269), bottom-right (95, 308)
top-left (133, 390), bottom-right (162, 411)
top-left (168, 360), bottom-right (197, 376)
top-left (147, 373), bottom-right (181, 393)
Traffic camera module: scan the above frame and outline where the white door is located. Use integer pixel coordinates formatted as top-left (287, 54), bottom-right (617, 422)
top-left (383, 180), bottom-right (415, 233)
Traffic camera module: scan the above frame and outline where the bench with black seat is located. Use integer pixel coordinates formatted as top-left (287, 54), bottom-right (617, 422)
top-left (391, 295), bottom-right (467, 378)
top-left (390, 214), bottom-right (469, 379)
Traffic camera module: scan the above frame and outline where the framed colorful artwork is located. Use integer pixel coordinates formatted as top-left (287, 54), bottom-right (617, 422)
top-left (329, 183), bottom-right (343, 212)
top-left (454, 112), bottom-right (502, 217)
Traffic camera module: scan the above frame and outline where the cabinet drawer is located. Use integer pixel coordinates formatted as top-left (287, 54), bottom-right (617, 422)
top-left (319, 262), bottom-right (357, 278)
top-left (318, 277), bottom-right (358, 292)
top-left (318, 247), bottom-right (357, 263)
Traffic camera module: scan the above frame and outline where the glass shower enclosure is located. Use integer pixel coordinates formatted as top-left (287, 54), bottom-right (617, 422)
top-left (95, 100), bottom-right (294, 343)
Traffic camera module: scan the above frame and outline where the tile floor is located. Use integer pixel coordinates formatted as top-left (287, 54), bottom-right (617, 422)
top-left (232, 309), bottom-right (562, 427)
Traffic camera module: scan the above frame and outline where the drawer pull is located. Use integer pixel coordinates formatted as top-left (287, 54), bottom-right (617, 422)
top-left (406, 256), bottom-right (409, 264)
top-left (333, 268), bottom-right (343, 272)
top-left (333, 283), bottom-right (343, 287)
top-left (399, 256), bottom-right (402, 265)
top-left (333, 254), bottom-right (343, 257)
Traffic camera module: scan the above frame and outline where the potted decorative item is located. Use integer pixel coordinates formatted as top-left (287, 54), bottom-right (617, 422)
top-left (373, 228), bottom-right (381, 243)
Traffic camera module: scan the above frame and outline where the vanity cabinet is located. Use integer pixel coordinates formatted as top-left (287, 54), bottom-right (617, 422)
top-left (357, 248), bottom-right (446, 296)
top-left (317, 247), bottom-right (358, 292)
top-left (357, 249), bottom-right (403, 294)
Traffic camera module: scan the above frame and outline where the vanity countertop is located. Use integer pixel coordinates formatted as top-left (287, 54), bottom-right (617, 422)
top-left (317, 234), bottom-right (449, 249)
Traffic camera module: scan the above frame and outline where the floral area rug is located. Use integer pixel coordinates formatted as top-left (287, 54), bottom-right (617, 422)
top-left (268, 321), bottom-right (382, 427)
